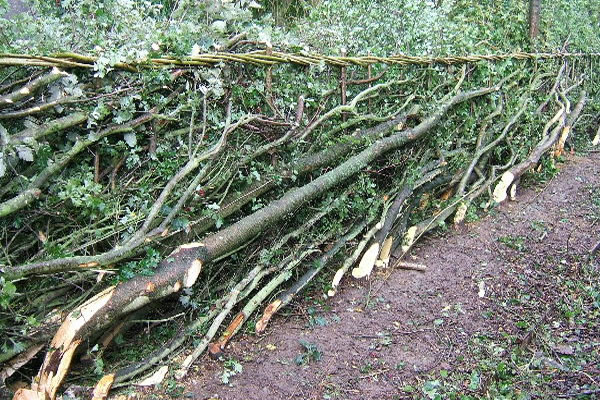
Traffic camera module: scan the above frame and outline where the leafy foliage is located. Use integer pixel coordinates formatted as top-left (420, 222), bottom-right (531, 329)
top-left (0, 0), bottom-right (256, 69)
top-left (295, 340), bottom-right (322, 365)
top-left (220, 358), bottom-right (243, 384)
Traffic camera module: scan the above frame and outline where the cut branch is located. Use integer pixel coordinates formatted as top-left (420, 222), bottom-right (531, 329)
top-left (493, 90), bottom-right (585, 203)
top-left (8, 112), bottom-right (88, 145)
top-left (0, 68), bottom-right (67, 110)
top-left (255, 219), bottom-right (368, 334)
top-left (30, 84), bottom-right (498, 399)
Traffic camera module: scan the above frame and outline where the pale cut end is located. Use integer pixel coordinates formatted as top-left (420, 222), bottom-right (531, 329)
top-left (174, 369), bottom-right (184, 380)
top-left (592, 130), bottom-right (600, 146)
top-left (555, 126), bottom-right (570, 157)
top-left (379, 236), bottom-right (394, 264)
top-left (256, 299), bottom-right (282, 333)
top-left (184, 259), bottom-right (202, 287)
top-left (51, 67), bottom-right (68, 76)
top-left (12, 389), bottom-right (45, 400)
top-left (169, 241), bottom-right (204, 256)
top-left (352, 243), bottom-right (379, 279)
top-left (91, 373), bottom-right (115, 400)
top-left (19, 87), bottom-right (31, 95)
top-left (79, 261), bottom-right (100, 268)
top-left (136, 366), bottom-right (169, 386)
top-left (210, 312), bottom-right (246, 358)
top-left (145, 282), bottom-right (156, 293)
top-left (454, 202), bottom-right (468, 225)
top-left (51, 287), bottom-right (115, 349)
top-left (492, 171), bottom-right (515, 203)
top-left (96, 271), bottom-right (106, 283)
top-left (331, 268), bottom-right (345, 288)
top-left (328, 268), bottom-right (346, 297)
top-left (478, 281), bottom-right (486, 298)
top-left (41, 339), bottom-right (81, 400)
top-left (179, 242), bottom-right (204, 249)
top-left (401, 226), bottom-right (417, 253)
top-left (172, 280), bottom-right (182, 292)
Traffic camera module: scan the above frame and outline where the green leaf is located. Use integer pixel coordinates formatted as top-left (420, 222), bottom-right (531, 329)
top-left (16, 146), bottom-right (34, 162)
top-left (124, 132), bottom-right (137, 147)
top-left (468, 370), bottom-right (480, 390)
top-left (2, 280), bottom-right (16, 296)
top-left (403, 385), bottom-right (415, 393)
top-left (94, 358), bottom-right (104, 375)
top-left (211, 20), bottom-right (226, 33)
top-left (516, 320), bottom-right (529, 329)
top-left (422, 380), bottom-right (441, 399)
top-left (12, 341), bottom-right (25, 353)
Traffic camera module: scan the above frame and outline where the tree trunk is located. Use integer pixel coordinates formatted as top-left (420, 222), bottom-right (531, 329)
top-left (529, 0), bottom-right (541, 39)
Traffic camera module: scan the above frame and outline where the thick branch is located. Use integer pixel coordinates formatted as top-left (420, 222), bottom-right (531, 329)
top-left (493, 91), bottom-right (586, 203)
top-left (8, 112), bottom-right (88, 145)
top-left (0, 68), bottom-right (67, 110)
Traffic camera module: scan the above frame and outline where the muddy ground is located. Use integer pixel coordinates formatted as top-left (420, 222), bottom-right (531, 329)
top-left (138, 152), bottom-right (598, 400)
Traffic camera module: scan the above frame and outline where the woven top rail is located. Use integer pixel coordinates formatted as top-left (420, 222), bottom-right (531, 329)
top-left (1, 50), bottom-right (599, 71)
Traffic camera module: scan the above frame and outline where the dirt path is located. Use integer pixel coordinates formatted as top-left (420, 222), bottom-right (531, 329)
top-left (149, 153), bottom-right (600, 400)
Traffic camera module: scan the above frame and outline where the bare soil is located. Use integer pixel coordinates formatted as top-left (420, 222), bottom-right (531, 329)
top-left (151, 153), bottom-right (600, 399)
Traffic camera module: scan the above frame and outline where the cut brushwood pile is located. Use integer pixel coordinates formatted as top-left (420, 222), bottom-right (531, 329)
top-left (0, 48), bottom-right (598, 400)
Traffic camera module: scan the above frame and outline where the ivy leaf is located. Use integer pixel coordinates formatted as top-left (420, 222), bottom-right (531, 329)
top-left (221, 371), bottom-right (230, 384)
top-left (94, 358), bottom-right (104, 375)
top-left (232, 362), bottom-right (242, 373)
top-left (71, 87), bottom-right (84, 98)
top-left (179, 295), bottom-right (190, 307)
top-left (207, 203), bottom-right (220, 211)
top-left (191, 43), bottom-right (201, 57)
